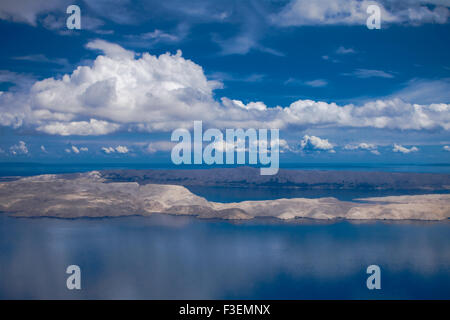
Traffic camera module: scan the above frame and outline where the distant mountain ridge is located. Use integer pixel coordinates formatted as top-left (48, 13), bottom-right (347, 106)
top-left (101, 167), bottom-right (450, 191)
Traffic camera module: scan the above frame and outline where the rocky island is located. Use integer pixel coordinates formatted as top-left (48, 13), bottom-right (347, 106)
top-left (0, 169), bottom-right (449, 221)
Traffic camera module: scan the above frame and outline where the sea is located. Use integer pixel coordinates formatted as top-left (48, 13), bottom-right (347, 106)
top-left (0, 162), bottom-right (449, 299)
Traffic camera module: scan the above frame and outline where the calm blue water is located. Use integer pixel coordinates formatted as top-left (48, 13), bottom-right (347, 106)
top-left (0, 213), bottom-right (448, 299)
top-left (2, 162), bottom-right (449, 202)
top-left (187, 186), bottom-right (450, 202)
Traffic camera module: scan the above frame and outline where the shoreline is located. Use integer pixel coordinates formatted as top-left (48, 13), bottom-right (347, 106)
top-left (2, 211), bottom-right (449, 225)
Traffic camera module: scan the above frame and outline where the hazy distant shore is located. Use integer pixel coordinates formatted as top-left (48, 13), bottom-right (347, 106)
top-left (0, 169), bottom-right (449, 221)
top-left (101, 167), bottom-right (450, 190)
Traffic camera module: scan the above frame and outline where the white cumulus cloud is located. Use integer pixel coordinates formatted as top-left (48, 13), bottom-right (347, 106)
top-left (10, 141), bottom-right (28, 155)
top-left (0, 40), bottom-right (449, 136)
top-left (115, 146), bottom-right (129, 153)
top-left (393, 144), bottom-right (419, 154)
top-left (64, 145), bottom-right (88, 154)
top-left (344, 142), bottom-right (377, 150)
top-left (102, 147), bottom-right (115, 154)
top-left (221, 97), bottom-right (267, 111)
top-left (26, 41), bottom-right (222, 133)
top-left (300, 135), bottom-right (335, 152)
top-left (102, 146), bottom-right (129, 154)
top-left (344, 143), bottom-right (381, 155)
top-left (71, 146), bottom-right (80, 154)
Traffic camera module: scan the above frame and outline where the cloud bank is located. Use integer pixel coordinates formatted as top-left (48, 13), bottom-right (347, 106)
top-left (0, 40), bottom-right (449, 136)
top-left (272, 0), bottom-right (449, 27)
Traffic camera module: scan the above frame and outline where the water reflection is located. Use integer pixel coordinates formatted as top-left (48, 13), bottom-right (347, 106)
top-left (0, 213), bottom-right (449, 299)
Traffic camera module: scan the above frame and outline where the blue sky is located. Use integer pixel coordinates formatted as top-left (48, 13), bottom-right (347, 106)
top-left (0, 0), bottom-right (449, 165)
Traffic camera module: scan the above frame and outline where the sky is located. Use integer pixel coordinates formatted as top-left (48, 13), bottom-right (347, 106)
top-left (0, 0), bottom-right (449, 166)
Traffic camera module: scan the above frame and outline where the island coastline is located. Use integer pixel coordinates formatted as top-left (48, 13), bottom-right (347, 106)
top-left (0, 169), bottom-right (449, 221)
